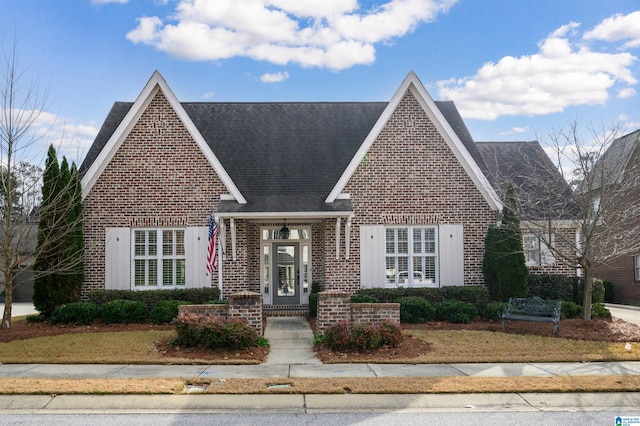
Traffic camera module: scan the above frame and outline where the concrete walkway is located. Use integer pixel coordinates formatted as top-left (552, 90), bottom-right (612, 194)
top-left (0, 302), bottom-right (37, 318)
top-left (263, 316), bottom-right (321, 365)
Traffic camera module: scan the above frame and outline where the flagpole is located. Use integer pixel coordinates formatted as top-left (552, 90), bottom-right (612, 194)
top-left (216, 216), bottom-right (223, 300)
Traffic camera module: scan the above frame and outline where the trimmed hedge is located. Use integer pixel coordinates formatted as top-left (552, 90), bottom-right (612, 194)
top-left (149, 300), bottom-right (192, 324)
top-left (482, 301), bottom-right (505, 321)
top-left (50, 302), bottom-right (99, 325)
top-left (397, 296), bottom-right (435, 323)
top-left (528, 274), bottom-right (604, 304)
top-left (435, 300), bottom-right (477, 324)
top-left (99, 299), bottom-right (148, 324)
top-left (87, 288), bottom-right (221, 309)
top-left (357, 286), bottom-right (488, 312)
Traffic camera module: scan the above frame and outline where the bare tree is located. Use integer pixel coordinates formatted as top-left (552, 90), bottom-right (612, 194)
top-left (0, 42), bottom-right (83, 329)
top-left (527, 121), bottom-right (638, 320)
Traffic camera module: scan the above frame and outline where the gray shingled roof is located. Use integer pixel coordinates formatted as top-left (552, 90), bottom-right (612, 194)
top-left (80, 100), bottom-right (487, 214)
top-left (476, 141), bottom-right (580, 220)
top-left (589, 129), bottom-right (640, 191)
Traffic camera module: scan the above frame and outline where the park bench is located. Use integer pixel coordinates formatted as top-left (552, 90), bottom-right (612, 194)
top-left (501, 296), bottom-right (561, 336)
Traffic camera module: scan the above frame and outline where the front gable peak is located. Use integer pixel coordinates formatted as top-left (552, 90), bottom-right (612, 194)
top-left (80, 71), bottom-right (246, 204)
top-left (326, 71), bottom-right (502, 212)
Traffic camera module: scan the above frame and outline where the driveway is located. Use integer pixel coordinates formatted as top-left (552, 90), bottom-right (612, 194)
top-left (606, 303), bottom-right (640, 326)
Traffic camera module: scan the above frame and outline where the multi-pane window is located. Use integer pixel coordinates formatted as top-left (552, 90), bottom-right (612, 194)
top-left (523, 234), bottom-right (541, 266)
top-left (133, 229), bottom-right (185, 288)
top-left (386, 227), bottom-right (437, 287)
top-left (635, 255), bottom-right (640, 281)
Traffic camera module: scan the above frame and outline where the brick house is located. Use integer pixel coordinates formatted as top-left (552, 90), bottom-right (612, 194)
top-left (592, 129), bottom-right (640, 304)
top-left (79, 71), bottom-right (576, 307)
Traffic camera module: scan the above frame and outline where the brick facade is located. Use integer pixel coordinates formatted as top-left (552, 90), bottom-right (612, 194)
top-left (82, 90), bottom-right (225, 295)
top-left (178, 291), bottom-right (263, 335)
top-left (323, 91), bottom-right (497, 292)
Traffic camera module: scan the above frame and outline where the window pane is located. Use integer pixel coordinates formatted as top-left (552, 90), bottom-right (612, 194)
top-left (424, 257), bottom-right (436, 281)
top-left (163, 259), bottom-right (173, 286)
top-left (148, 260), bottom-right (157, 286)
top-left (176, 259), bottom-right (185, 286)
top-left (134, 260), bottom-right (146, 286)
top-left (397, 229), bottom-right (408, 254)
top-left (425, 228), bottom-right (435, 253)
top-left (176, 230), bottom-right (185, 256)
top-left (148, 231), bottom-right (157, 256)
top-left (386, 257), bottom-right (396, 284)
top-left (163, 230), bottom-right (173, 256)
top-left (134, 231), bottom-right (145, 256)
top-left (413, 228), bottom-right (423, 253)
top-left (386, 229), bottom-right (395, 254)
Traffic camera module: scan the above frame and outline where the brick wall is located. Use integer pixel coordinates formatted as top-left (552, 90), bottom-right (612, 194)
top-left (82, 90), bottom-right (226, 296)
top-left (323, 90), bottom-right (497, 293)
top-left (178, 291), bottom-right (263, 335)
top-left (316, 290), bottom-right (400, 334)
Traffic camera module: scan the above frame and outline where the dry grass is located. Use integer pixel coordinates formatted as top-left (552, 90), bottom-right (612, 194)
top-left (2, 376), bottom-right (640, 395)
top-left (0, 330), bottom-right (176, 364)
top-left (405, 329), bottom-right (640, 363)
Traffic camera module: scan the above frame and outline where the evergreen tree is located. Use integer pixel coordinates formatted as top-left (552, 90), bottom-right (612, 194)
top-left (33, 146), bottom-right (84, 317)
top-left (483, 182), bottom-right (529, 301)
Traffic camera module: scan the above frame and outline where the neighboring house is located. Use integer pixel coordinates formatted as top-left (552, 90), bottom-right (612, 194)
top-left (79, 71), bottom-right (574, 307)
top-left (591, 129), bottom-right (640, 304)
top-left (476, 141), bottom-right (581, 276)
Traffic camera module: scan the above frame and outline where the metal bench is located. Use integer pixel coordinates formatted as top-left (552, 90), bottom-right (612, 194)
top-left (501, 296), bottom-right (561, 336)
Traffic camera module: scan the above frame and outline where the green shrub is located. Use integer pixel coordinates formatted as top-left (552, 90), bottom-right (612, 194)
top-left (149, 300), bottom-right (191, 324)
top-left (435, 300), bottom-right (477, 324)
top-left (308, 281), bottom-right (322, 318)
top-left (356, 286), bottom-right (488, 311)
top-left (321, 321), bottom-right (403, 351)
top-left (482, 301), bottom-right (505, 321)
top-left (602, 279), bottom-right (614, 303)
top-left (99, 299), bottom-right (148, 324)
top-left (87, 288), bottom-right (220, 309)
top-left (50, 302), bottom-right (99, 325)
top-left (173, 313), bottom-right (259, 349)
top-left (591, 303), bottom-right (611, 319)
top-left (591, 279), bottom-right (605, 304)
top-left (397, 296), bottom-right (435, 323)
top-left (560, 301), bottom-right (583, 319)
top-left (350, 294), bottom-right (379, 303)
top-left (528, 274), bottom-right (581, 303)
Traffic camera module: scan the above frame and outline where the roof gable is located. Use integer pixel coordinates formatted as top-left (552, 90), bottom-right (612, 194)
top-left (80, 71), bottom-right (245, 203)
top-left (325, 71), bottom-right (502, 212)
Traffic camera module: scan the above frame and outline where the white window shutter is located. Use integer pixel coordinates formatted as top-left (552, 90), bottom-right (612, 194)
top-left (105, 228), bottom-right (130, 290)
top-left (185, 226), bottom-right (210, 288)
top-left (439, 224), bottom-right (464, 286)
top-left (360, 225), bottom-right (386, 288)
top-left (541, 234), bottom-right (556, 266)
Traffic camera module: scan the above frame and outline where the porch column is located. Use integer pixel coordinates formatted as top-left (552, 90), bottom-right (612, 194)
top-left (335, 217), bottom-right (341, 259)
top-left (345, 217), bottom-right (351, 260)
top-left (230, 218), bottom-right (237, 261)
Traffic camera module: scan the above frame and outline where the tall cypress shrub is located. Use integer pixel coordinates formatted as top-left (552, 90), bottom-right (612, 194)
top-left (33, 147), bottom-right (84, 317)
top-left (483, 182), bottom-right (529, 301)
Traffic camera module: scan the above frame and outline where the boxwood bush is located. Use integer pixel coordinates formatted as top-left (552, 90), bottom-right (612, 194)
top-left (321, 321), bottom-right (402, 351)
top-left (50, 302), bottom-right (99, 325)
top-left (87, 288), bottom-right (221, 309)
top-left (356, 286), bottom-right (488, 312)
top-left (149, 300), bottom-right (192, 324)
top-left (397, 296), bottom-right (435, 323)
top-left (435, 300), bottom-right (477, 324)
top-left (560, 301), bottom-right (583, 319)
top-left (482, 301), bottom-right (505, 321)
top-left (99, 299), bottom-right (148, 324)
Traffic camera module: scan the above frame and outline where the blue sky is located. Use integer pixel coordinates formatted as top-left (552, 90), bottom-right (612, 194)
top-left (1, 0), bottom-right (639, 167)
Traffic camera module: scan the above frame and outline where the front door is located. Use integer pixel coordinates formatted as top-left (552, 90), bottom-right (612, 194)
top-left (272, 242), bottom-right (300, 305)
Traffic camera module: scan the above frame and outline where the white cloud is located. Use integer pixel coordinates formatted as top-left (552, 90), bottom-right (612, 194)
top-left (201, 91), bottom-right (215, 99)
top-left (584, 10), bottom-right (640, 49)
top-left (617, 87), bottom-right (637, 98)
top-left (260, 71), bottom-right (290, 83)
top-left (498, 127), bottom-right (528, 136)
top-left (126, 0), bottom-right (456, 70)
top-left (437, 20), bottom-right (638, 120)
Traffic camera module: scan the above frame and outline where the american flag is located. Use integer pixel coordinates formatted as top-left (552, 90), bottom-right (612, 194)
top-left (206, 214), bottom-right (218, 275)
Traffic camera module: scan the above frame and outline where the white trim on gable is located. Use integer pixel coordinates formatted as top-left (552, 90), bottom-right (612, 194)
top-left (325, 71), bottom-right (503, 212)
top-left (81, 71), bottom-right (246, 204)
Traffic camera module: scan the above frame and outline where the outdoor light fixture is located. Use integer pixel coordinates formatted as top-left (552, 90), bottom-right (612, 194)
top-left (279, 220), bottom-right (290, 239)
